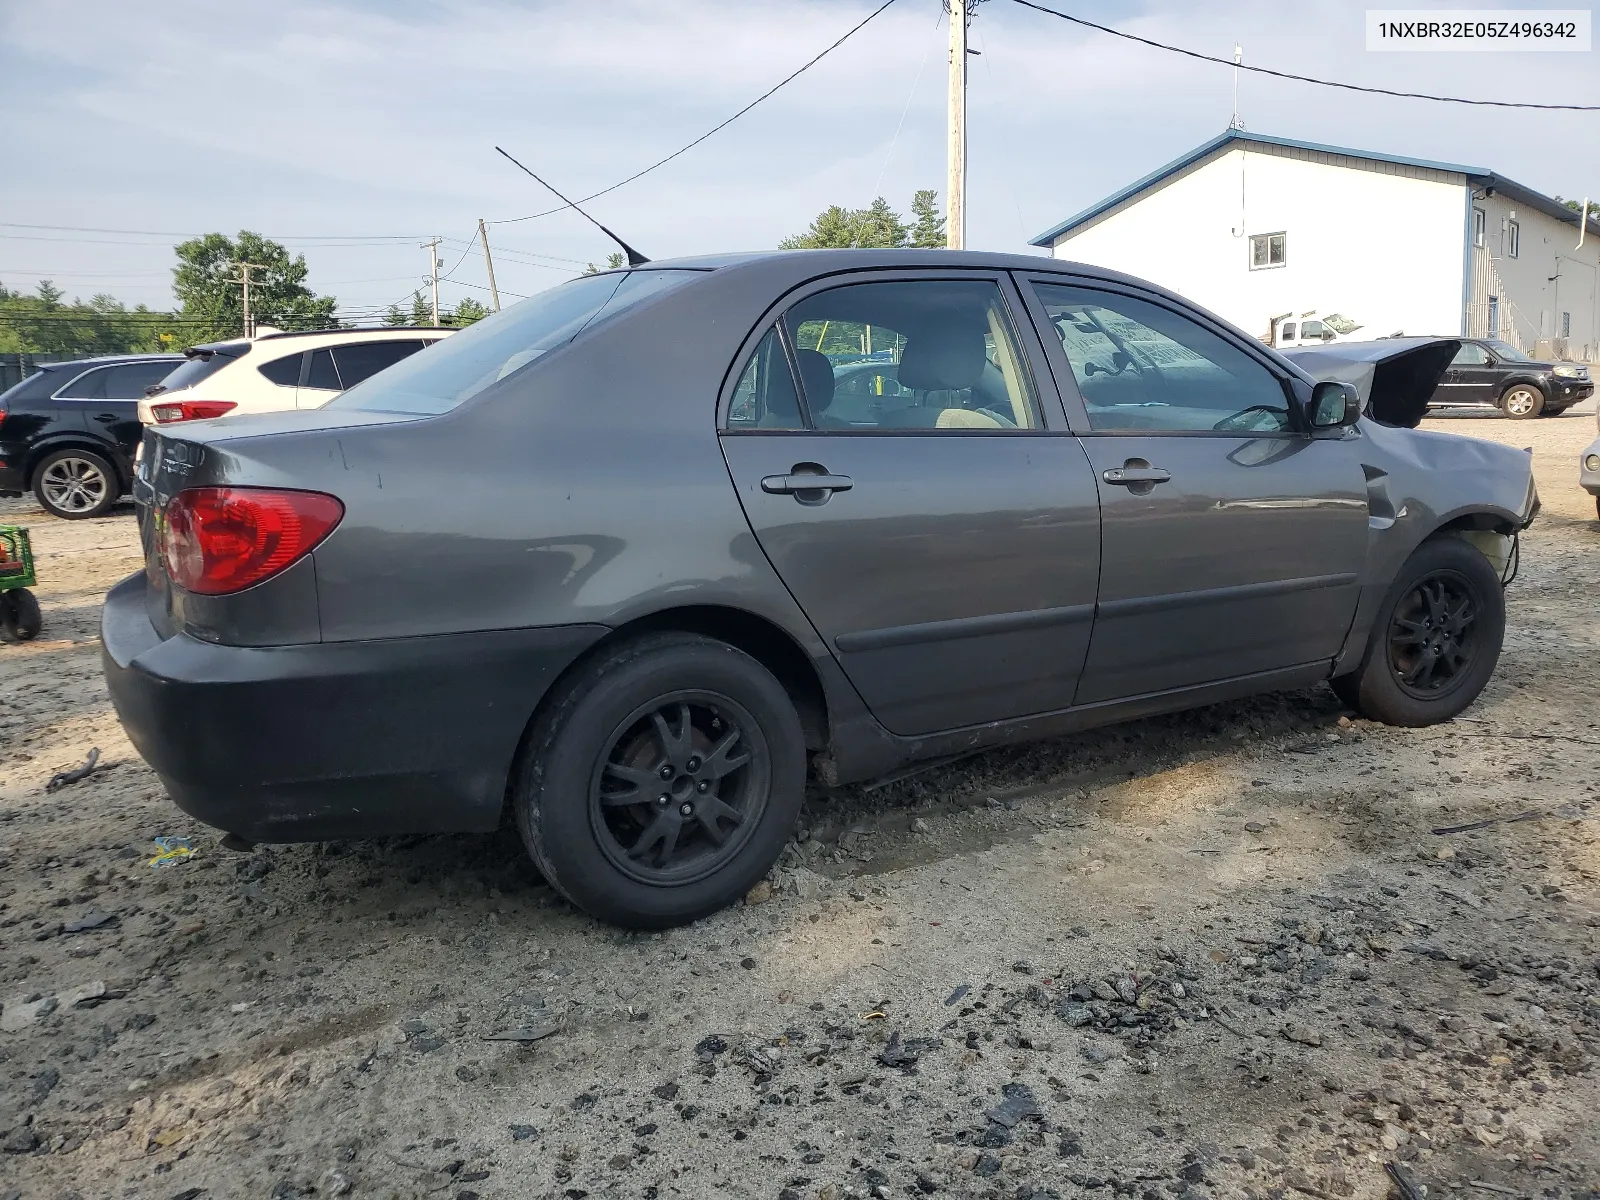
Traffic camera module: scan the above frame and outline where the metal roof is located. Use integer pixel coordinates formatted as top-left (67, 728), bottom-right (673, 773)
top-left (1028, 129), bottom-right (1600, 247)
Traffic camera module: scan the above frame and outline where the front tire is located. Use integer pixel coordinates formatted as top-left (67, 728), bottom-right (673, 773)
top-left (1499, 385), bottom-right (1543, 419)
top-left (1332, 537), bottom-right (1504, 726)
top-left (33, 448), bottom-right (118, 519)
top-left (511, 632), bottom-right (805, 928)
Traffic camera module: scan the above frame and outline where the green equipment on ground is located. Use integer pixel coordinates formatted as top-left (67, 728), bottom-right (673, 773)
top-left (0, 525), bottom-right (41, 641)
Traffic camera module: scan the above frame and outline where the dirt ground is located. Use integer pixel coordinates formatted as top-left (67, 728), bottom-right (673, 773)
top-left (2, 407), bottom-right (1598, 1200)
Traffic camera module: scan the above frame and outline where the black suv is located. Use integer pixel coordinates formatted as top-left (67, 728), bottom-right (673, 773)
top-left (1428, 338), bottom-right (1594, 419)
top-left (0, 354), bottom-right (180, 519)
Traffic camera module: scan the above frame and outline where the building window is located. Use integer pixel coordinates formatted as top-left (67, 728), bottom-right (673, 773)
top-left (1507, 220), bottom-right (1520, 258)
top-left (1473, 208), bottom-right (1485, 247)
top-left (1249, 232), bottom-right (1286, 269)
top-left (1562, 311), bottom-right (1572, 339)
top-left (1487, 296), bottom-right (1499, 338)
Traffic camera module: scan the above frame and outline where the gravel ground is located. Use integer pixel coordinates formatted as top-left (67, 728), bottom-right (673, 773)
top-left (2, 407), bottom-right (1598, 1200)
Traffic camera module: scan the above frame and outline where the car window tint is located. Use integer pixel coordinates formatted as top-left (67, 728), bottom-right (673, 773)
top-left (258, 353), bottom-right (304, 387)
top-left (727, 328), bottom-right (802, 430)
top-left (781, 279), bottom-right (1037, 431)
top-left (56, 367), bottom-right (110, 399)
top-left (1032, 283), bottom-right (1292, 434)
top-left (332, 269), bottom-right (700, 415)
top-left (331, 340), bottom-right (423, 388)
top-left (1301, 320), bottom-right (1327, 340)
top-left (1453, 343), bottom-right (1490, 366)
top-left (305, 349), bottom-right (341, 391)
top-left (103, 361), bottom-right (178, 399)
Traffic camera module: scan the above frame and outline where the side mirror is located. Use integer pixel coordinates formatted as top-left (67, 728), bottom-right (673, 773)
top-left (1310, 380), bottom-right (1361, 429)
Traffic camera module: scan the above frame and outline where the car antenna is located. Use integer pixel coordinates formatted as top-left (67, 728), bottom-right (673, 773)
top-left (494, 147), bottom-right (650, 267)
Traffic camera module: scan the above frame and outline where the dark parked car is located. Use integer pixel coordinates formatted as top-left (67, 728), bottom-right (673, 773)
top-left (0, 354), bottom-right (181, 518)
top-left (102, 251), bottom-right (1538, 928)
top-left (1428, 338), bottom-right (1592, 419)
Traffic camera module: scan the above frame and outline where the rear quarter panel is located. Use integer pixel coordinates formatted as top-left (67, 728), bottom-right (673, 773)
top-left (153, 266), bottom-right (835, 663)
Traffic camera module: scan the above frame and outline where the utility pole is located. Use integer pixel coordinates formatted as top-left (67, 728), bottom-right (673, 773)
top-left (421, 237), bottom-right (442, 326)
top-left (232, 262), bottom-right (268, 337)
top-left (946, 0), bottom-right (968, 250)
top-left (477, 219), bottom-right (501, 312)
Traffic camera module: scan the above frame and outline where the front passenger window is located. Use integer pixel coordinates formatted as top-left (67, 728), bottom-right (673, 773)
top-left (1033, 283), bottom-right (1292, 434)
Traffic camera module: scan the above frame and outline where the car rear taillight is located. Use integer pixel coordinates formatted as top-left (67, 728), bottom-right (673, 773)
top-left (151, 400), bottom-right (237, 423)
top-left (160, 487), bottom-right (343, 595)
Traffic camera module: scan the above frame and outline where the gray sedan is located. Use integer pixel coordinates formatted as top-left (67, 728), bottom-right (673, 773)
top-left (102, 250), bottom-right (1538, 927)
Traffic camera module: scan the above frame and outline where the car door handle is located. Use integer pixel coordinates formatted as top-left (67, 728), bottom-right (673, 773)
top-left (1102, 466), bottom-right (1171, 486)
top-left (93, 413), bottom-right (118, 424)
top-left (761, 472), bottom-right (853, 495)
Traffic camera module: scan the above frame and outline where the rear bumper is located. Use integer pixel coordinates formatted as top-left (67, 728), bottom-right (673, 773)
top-left (101, 571), bottom-right (607, 841)
top-left (0, 452), bottom-right (28, 493)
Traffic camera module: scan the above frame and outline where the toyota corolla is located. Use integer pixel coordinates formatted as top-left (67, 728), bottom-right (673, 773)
top-left (103, 250), bottom-right (1538, 928)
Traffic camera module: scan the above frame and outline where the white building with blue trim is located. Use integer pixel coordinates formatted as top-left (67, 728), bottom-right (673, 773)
top-left (1029, 131), bottom-right (1600, 364)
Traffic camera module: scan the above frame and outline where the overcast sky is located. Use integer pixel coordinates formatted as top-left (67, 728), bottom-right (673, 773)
top-left (1, 0), bottom-right (1595, 318)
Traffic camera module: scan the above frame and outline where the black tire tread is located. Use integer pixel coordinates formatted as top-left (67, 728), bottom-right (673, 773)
top-left (511, 631), bottom-right (804, 927)
top-left (1335, 535), bottom-right (1504, 727)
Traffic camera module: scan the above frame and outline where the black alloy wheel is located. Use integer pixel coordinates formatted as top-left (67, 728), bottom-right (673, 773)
top-left (1385, 570), bottom-right (1480, 699)
top-left (513, 631), bottom-right (806, 928)
top-left (1330, 535), bottom-right (1504, 727)
top-left (590, 693), bottom-right (768, 885)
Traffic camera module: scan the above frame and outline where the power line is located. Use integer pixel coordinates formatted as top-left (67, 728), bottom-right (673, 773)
top-left (0, 222), bottom-right (427, 241)
top-left (490, 0), bottom-right (901, 225)
top-left (1008, 0), bottom-right (1600, 111)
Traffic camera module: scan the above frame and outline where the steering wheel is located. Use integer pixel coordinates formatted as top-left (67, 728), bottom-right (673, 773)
top-left (1212, 405), bottom-right (1285, 432)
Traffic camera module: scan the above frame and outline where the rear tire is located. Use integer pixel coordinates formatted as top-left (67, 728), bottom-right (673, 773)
top-left (33, 448), bottom-right (118, 519)
top-left (1498, 385), bottom-right (1543, 419)
top-left (0, 588), bottom-right (42, 641)
top-left (1333, 537), bottom-right (1504, 727)
top-left (511, 632), bottom-right (805, 929)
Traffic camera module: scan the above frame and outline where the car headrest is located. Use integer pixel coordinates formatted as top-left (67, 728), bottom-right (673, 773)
top-left (793, 348), bottom-right (835, 413)
top-left (898, 326), bottom-right (985, 392)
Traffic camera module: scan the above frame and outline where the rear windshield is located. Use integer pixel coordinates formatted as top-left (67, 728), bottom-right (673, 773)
top-left (331, 269), bottom-right (702, 415)
top-left (151, 342), bottom-right (251, 395)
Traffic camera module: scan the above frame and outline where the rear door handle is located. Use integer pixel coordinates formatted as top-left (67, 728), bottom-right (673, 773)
top-left (1102, 466), bottom-right (1171, 486)
top-left (761, 472), bottom-right (853, 495)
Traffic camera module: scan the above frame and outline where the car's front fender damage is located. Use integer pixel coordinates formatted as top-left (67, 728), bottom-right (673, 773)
top-left (1330, 419), bottom-right (1536, 676)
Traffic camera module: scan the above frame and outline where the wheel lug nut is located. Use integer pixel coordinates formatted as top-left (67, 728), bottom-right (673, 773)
top-left (659, 765), bottom-right (673, 780)
top-left (679, 803), bottom-right (693, 817)
top-left (658, 794), bottom-right (670, 805)
top-left (697, 781), bottom-right (710, 793)
top-left (686, 757), bottom-right (701, 771)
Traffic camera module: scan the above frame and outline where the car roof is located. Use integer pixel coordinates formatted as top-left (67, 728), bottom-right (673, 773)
top-left (185, 326), bottom-right (457, 356)
top-left (634, 248), bottom-right (1085, 273)
top-left (37, 352), bottom-right (183, 371)
top-left (606, 248), bottom-right (1216, 309)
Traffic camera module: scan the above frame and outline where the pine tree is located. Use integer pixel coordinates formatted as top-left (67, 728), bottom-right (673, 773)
top-left (910, 190), bottom-right (946, 248)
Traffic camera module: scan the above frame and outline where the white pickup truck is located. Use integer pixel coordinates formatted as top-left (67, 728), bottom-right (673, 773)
top-left (1268, 312), bottom-right (1363, 349)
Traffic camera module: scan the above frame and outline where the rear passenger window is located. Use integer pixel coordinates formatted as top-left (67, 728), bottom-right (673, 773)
top-left (305, 349), bottom-right (341, 391)
top-left (332, 341), bottom-right (423, 388)
top-left (258, 353), bottom-right (304, 387)
top-left (727, 328), bottom-right (802, 430)
top-left (56, 367), bottom-right (110, 400)
top-left (104, 361), bottom-right (178, 398)
top-left (1032, 283), bottom-right (1292, 433)
top-left (781, 279), bottom-right (1038, 430)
